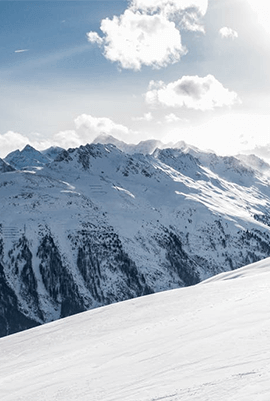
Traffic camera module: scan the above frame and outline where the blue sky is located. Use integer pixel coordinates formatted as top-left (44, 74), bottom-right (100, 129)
top-left (1, 0), bottom-right (270, 159)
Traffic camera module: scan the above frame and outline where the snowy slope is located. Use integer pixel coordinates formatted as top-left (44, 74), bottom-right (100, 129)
top-left (2, 141), bottom-right (270, 336)
top-left (41, 146), bottom-right (64, 161)
top-left (1, 258), bottom-right (270, 401)
top-left (0, 158), bottom-right (14, 173)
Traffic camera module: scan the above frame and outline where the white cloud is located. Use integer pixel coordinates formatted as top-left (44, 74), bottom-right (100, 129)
top-left (3, 112), bottom-right (270, 164)
top-left (14, 49), bottom-right (29, 53)
top-left (52, 115), bottom-right (132, 149)
top-left (86, 31), bottom-right (103, 46)
top-left (96, 10), bottom-right (186, 70)
top-left (130, 0), bottom-right (208, 17)
top-left (132, 112), bottom-right (153, 121)
top-left (245, 144), bottom-right (270, 162)
top-left (145, 75), bottom-right (240, 111)
top-left (74, 114), bottom-right (130, 142)
top-left (219, 27), bottom-right (238, 39)
top-left (0, 115), bottom-right (132, 158)
top-left (87, 0), bottom-right (208, 70)
top-left (53, 130), bottom-right (81, 149)
top-left (180, 11), bottom-right (206, 33)
top-left (0, 131), bottom-right (30, 158)
top-left (0, 131), bottom-right (52, 158)
top-left (165, 113), bottom-right (184, 123)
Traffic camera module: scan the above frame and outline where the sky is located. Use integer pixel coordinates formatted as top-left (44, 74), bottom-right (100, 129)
top-left (1, 0), bottom-right (270, 159)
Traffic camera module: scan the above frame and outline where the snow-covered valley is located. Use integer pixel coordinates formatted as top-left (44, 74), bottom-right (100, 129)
top-left (1, 140), bottom-right (270, 336)
top-left (1, 257), bottom-right (270, 401)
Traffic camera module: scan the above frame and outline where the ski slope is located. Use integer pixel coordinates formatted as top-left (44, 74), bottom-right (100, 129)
top-left (1, 258), bottom-right (270, 401)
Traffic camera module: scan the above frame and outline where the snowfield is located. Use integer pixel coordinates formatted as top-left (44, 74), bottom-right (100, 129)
top-left (1, 258), bottom-right (270, 401)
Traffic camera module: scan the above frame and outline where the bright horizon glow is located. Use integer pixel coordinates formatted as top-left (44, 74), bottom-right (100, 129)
top-left (2, 112), bottom-right (270, 162)
top-left (247, 0), bottom-right (270, 34)
top-left (162, 113), bottom-right (270, 158)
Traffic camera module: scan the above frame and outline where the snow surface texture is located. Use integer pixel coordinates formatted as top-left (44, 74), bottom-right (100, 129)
top-left (2, 141), bottom-right (270, 336)
top-left (1, 258), bottom-right (270, 401)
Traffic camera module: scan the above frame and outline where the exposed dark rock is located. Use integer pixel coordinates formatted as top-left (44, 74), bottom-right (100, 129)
top-left (37, 235), bottom-right (85, 318)
top-left (0, 159), bottom-right (15, 173)
top-left (157, 229), bottom-right (200, 286)
top-left (76, 229), bottom-right (152, 305)
top-left (0, 262), bottom-right (39, 337)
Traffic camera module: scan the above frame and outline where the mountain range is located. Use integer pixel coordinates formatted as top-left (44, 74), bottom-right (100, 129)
top-left (1, 138), bottom-right (270, 337)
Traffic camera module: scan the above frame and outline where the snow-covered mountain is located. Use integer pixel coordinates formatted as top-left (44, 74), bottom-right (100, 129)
top-left (0, 158), bottom-right (15, 173)
top-left (1, 140), bottom-right (270, 336)
top-left (41, 146), bottom-right (64, 161)
top-left (93, 134), bottom-right (166, 154)
top-left (4, 144), bottom-right (51, 170)
top-left (1, 258), bottom-right (270, 401)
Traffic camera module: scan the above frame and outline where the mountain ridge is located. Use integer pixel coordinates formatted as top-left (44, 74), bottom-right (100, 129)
top-left (1, 140), bottom-right (270, 336)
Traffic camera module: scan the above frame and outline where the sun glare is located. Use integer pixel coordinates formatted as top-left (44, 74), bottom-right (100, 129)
top-left (247, 0), bottom-right (270, 34)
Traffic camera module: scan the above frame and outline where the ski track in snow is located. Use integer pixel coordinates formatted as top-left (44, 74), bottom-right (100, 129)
top-left (0, 258), bottom-right (270, 401)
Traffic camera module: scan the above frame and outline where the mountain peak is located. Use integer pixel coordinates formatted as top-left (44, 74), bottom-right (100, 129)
top-left (92, 135), bottom-right (165, 155)
top-left (23, 144), bottom-right (36, 152)
top-left (4, 144), bottom-right (50, 170)
top-left (41, 146), bottom-right (64, 161)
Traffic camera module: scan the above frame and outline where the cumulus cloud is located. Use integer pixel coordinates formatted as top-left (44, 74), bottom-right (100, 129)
top-left (0, 115), bottom-right (133, 158)
top-left (145, 74), bottom-right (240, 111)
top-left (86, 31), bottom-right (103, 46)
top-left (132, 112), bottom-right (153, 121)
top-left (219, 27), bottom-right (238, 39)
top-left (87, 0), bottom-right (208, 70)
top-left (0, 131), bottom-right (32, 158)
top-left (96, 10), bottom-right (185, 70)
top-left (165, 113), bottom-right (184, 123)
top-left (180, 11), bottom-right (206, 33)
top-left (51, 114), bottom-right (138, 150)
top-left (74, 114), bottom-right (129, 142)
top-left (0, 131), bottom-right (52, 158)
top-left (53, 130), bottom-right (81, 149)
top-left (130, 0), bottom-right (208, 18)
top-left (51, 115), bottom-right (131, 149)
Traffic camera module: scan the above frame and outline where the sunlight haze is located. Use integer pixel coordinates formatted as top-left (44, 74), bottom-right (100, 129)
top-left (0, 0), bottom-right (270, 159)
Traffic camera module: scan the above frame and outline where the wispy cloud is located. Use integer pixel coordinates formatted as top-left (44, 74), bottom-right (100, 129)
top-left (14, 49), bottom-right (29, 53)
top-left (2, 45), bottom-right (89, 77)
